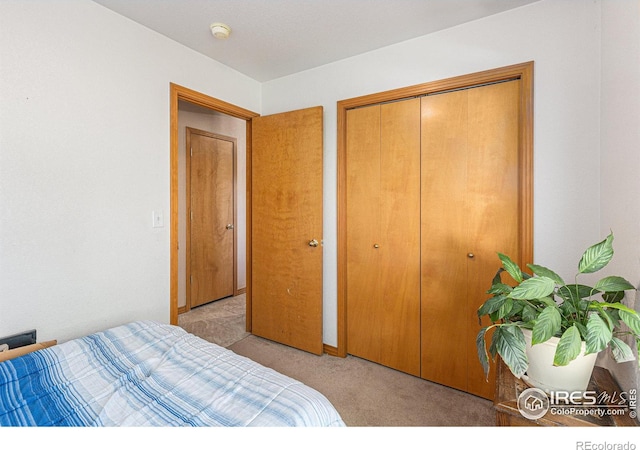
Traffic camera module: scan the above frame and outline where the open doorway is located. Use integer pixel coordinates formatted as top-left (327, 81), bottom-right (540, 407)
top-left (186, 126), bottom-right (237, 310)
top-left (169, 83), bottom-right (258, 324)
top-left (170, 84), bottom-right (325, 356)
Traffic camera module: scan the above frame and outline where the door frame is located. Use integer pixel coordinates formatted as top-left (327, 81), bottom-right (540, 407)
top-left (336, 62), bottom-right (534, 357)
top-left (185, 127), bottom-right (238, 311)
top-left (170, 83), bottom-right (259, 325)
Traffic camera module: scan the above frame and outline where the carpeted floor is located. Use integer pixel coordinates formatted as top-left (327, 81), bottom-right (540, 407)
top-left (178, 294), bottom-right (496, 427)
top-left (178, 294), bottom-right (250, 348)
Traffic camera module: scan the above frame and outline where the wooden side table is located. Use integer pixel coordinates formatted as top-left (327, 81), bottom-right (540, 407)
top-left (494, 359), bottom-right (638, 426)
top-left (0, 340), bottom-right (57, 363)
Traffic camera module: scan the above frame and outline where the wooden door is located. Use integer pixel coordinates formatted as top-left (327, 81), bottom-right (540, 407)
top-left (420, 90), bottom-right (469, 390)
top-left (346, 98), bottom-right (421, 375)
top-left (465, 80), bottom-right (520, 397)
top-left (421, 80), bottom-right (520, 399)
top-left (188, 128), bottom-right (236, 308)
top-left (345, 104), bottom-right (380, 363)
top-left (250, 106), bottom-right (324, 355)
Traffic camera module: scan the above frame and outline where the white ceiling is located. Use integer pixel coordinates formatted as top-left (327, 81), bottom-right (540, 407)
top-left (92, 0), bottom-right (540, 82)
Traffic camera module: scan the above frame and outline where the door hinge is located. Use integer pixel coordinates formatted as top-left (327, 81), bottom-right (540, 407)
top-left (190, 275), bottom-right (193, 285)
top-left (190, 147), bottom-right (193, 156)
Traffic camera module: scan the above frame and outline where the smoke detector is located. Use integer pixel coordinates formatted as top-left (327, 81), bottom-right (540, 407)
top-left (210, 22), bottom-right (231, 40)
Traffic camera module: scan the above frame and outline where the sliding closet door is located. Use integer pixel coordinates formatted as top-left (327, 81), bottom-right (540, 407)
top-left (421, 80), bottom-right (520, 399)
top-left (346, 98), bottom-right (421, 376)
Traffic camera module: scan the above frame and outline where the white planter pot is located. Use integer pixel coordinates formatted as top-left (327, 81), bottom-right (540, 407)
top-left (521, 328), bottom-right (598, 394)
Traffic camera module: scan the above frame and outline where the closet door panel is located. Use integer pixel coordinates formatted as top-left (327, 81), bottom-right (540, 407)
top-left (346, 105), bottom-right (382, 362)
top-left (346, 99), bottom-right (421, 376)
top-left (379, 98), bottom-right (421, 376)
top-left (420, 91), bottom-right (469, 389)
top-left (421, 81), bottom-right (521, 399)
top-left (466, 80), bottom-right (520, 398)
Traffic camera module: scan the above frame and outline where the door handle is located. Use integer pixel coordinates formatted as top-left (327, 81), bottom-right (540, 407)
top-left (308, 239), bottom-right (319, 247)
top-left (226, 224), bottom-right (234, 230)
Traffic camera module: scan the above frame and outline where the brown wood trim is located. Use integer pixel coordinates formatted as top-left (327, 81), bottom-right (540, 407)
top-left (185, 128), bottom-right (192, 311)
top-left (518, 63), bottom-right (535, 272)
top-left (323, 344), bottom-right (339, 357)
top-left (235, 287), bottom-right (246, 296)
top-left (170, 83), bottom-right (259, 326)
top-left (336, 101), bottom-right (348, 357)
top-left (336, 62), bottom-right (534, 357)
top-left (170, 85), bottom-right (179, 325)
top-left (172, 83), bottom-right (259, 119)
top-left (0, 340), bottom-right (57, 362)
top-left (245, 117), bottom-right (253, 332)
top-left (338, 62), bottom-right (532, 110)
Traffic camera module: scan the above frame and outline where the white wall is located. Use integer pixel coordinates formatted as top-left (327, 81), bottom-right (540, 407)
top-left (262, 0), bottom-right (603, 348)
top-left (600, 0), bottom-right (640, 394)
top-left (0, 0), bottom-right (260, 343)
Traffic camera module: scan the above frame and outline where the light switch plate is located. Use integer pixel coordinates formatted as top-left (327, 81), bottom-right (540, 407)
top-left (152, 210), bottom-right (164, 228)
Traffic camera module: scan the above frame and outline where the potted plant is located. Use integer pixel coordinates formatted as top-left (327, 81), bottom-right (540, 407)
top-left (476, 232), bottom-right (640, 393)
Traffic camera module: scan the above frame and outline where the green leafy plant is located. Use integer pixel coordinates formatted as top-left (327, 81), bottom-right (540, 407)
top-left (477, 232), bottom-right (640, 379)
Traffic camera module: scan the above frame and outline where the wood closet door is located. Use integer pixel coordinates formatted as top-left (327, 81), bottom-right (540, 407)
top-left (346, 98), bottom-right (421, 376)
top-left (250, 106), bottom-right (324, 355)
top-left (421, 80), bottom-right (520, 399)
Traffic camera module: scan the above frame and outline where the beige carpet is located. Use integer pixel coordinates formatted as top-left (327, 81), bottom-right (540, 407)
top-left (178, 295), bottom-right (495, 427)
top-left (178, 294), bottom-right (250, 348)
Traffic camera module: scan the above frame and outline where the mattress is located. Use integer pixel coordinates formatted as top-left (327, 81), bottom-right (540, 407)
top-left (0, 320), bottom-right (345, 427)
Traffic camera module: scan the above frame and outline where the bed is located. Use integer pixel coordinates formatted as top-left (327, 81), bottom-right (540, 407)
top-left (0, 320), bottom-right (345, 427)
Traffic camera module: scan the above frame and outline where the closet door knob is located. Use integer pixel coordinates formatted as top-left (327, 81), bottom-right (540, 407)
top-left (308, 239), bottom-right (319, 247)
top-left (467, 253), bottom-right (475, 259)
top-left (373, 244), bottom-right (380, 249)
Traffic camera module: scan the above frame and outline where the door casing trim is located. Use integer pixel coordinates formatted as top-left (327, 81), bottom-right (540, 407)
top-left (170, 83), bottom-right (259, 325)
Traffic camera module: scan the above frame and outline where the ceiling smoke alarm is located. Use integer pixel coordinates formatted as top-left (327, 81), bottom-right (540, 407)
top-left (210, 22), bottom-right (231, 40)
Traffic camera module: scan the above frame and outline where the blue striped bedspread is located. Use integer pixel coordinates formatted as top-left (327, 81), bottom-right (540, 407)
top-left (0, 320), bottom-right (345, 427)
